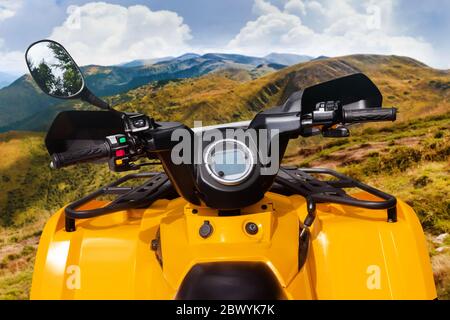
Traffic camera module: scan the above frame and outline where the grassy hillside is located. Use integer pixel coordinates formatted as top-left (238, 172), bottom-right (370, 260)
top-left (284, 112), bottom-right (450, 234)
top-left (0, 76), bottom-right (60, 131)
top-left (0, 54), bottom-right (448, 299)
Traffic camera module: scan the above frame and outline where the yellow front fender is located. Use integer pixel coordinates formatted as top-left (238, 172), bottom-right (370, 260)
top-left (30, 192), bottom-right (436, 299)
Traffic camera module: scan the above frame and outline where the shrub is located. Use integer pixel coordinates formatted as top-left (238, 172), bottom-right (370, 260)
top-left (434, 131), bottom-right (444, 139)
top-left (21, 246), bottom-right (35, 257)
top-left (382, 147), bottom-right (422, 172)
top-left (7, 254), bottom-right (20, 261)
top-left (413, 175), bottom-right (433, 188)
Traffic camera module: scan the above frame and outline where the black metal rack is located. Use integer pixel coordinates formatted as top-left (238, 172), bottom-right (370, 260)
top-left (64, 167), bottom-right (397, 232)
top-left (274, 167), bottom-right (397, 223)
top-left (272, 167), bottom-right (397, 271)
top-left (64, 172), bottom-right (172, 231)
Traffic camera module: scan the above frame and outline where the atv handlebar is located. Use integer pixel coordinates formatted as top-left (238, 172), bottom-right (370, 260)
top-left (50, 142), bottom-right (110, 169)
top-left (47, 106), bottom-right (397, 170)
top-left (342, 107), bottom-right (397, 123)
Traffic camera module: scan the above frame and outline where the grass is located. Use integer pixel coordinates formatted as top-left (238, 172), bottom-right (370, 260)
top-left (367, 162), bottom-right (450, 233)
top-left (0, 220), bottom-right (40, 299)
top-left (0, 268), bottom-right (33, 300)
top-left (286, 112), bottom-right (450, 233)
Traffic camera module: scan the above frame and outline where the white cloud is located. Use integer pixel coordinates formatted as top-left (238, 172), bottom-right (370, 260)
top-left (252, 0), bottom-right (281, 15)
top-left (0, 0), bottom-right (446, 74)
top-left (48, 2), bottom-right (192, 66)
top-left (0, 0), bottom-right (22, 21)
top-left (0, 38), bottom-right (24, 75)
top-left (284, 0), bottom-right (306, 16)
top-left (228, 0), bottom-right (440, 67)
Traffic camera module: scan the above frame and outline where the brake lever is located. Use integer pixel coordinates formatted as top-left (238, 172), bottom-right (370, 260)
top-left (321, 125), bottom-right (350, 138)
top-left (300, 126), bottom-right (322, 137)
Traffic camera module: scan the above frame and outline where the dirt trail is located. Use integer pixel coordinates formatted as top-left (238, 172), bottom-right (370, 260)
top-left (285, 136), bottom-right (422, 169)
top-left (0, 237), bottom-right (39, 261)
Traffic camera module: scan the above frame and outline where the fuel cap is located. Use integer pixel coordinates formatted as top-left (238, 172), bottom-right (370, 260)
top-left (199, 221), bottom-right (213, 238)
top-left (245, 222), bottom-right (259, 235)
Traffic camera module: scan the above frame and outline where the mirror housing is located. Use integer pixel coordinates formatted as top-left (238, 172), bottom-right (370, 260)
top-left (25, 39), bottom-right (110, 110)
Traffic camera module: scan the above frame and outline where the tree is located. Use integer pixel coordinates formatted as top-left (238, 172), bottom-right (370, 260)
top-left (48, 42), bottom-right (83, 96)
top-left (29, 60), bottom-right (56, 94)
top-left (62, 66), bottom-right (83, 96)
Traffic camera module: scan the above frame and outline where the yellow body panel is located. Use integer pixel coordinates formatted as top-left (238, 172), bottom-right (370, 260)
top-left (30, 191), bottom-right (436, 299)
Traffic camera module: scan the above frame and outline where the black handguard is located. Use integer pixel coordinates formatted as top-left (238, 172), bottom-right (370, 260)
top-left (50, 142), bottom-right (110, 169)
top-left (342, 107), bottom-right (397, 123)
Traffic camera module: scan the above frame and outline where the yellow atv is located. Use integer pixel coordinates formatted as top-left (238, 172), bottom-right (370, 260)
top-left (25, 40), bottom-right (436, 300)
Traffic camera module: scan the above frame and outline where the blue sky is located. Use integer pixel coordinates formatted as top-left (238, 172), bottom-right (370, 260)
top-left (0, 0), bottom-right (448, 74)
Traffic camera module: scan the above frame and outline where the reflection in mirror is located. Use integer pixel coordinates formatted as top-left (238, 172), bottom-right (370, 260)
top-left (26, 41), bottom-right (84, 98)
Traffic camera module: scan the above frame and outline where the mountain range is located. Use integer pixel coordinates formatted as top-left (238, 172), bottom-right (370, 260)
top-left (0, 51), bottom-right (448, 133)
top-left (117, 52), bottom-right (311, 69)
top-left (0, 52), bottom-right (312, 132)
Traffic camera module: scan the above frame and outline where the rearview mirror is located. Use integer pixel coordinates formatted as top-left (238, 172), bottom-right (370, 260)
top-left (25, 40), bottom-right (84, 99)
top-left (25, 40), bottom-right (110, 109)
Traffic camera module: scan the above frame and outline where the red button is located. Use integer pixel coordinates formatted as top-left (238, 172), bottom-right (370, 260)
top-left (115, 149), bottom-right (125, 157)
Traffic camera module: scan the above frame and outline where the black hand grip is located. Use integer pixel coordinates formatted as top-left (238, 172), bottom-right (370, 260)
top-left (51, 142), bottom-right (110, 169)
top-left (342, 107), bottom-right (397, 123)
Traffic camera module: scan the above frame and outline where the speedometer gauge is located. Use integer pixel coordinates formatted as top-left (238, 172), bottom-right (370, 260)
top-left (204, 139), bottom-right (255, 185)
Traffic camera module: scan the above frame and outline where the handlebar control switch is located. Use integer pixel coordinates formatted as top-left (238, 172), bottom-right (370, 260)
top-left (312, 100), bottom-right (340, 124)
top-left (106, 134), bottom-right (128, 148)
top-left (108, 157), bottom-right (133, 172)
top-left (124, 114), bottom-right (151, 133)
top-left (106, 134), bottom-right (134, 172)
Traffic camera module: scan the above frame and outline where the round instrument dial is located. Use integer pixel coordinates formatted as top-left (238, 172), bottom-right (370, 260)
top-left (204, 139), bottom-right (255, 185)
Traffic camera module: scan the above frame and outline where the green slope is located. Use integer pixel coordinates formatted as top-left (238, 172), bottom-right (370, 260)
top-left (0, 76), bottom-right (60, 131)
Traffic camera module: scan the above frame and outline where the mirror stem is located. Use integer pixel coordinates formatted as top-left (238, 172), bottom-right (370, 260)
top-left (81, 87), bottom-right (110, 110)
